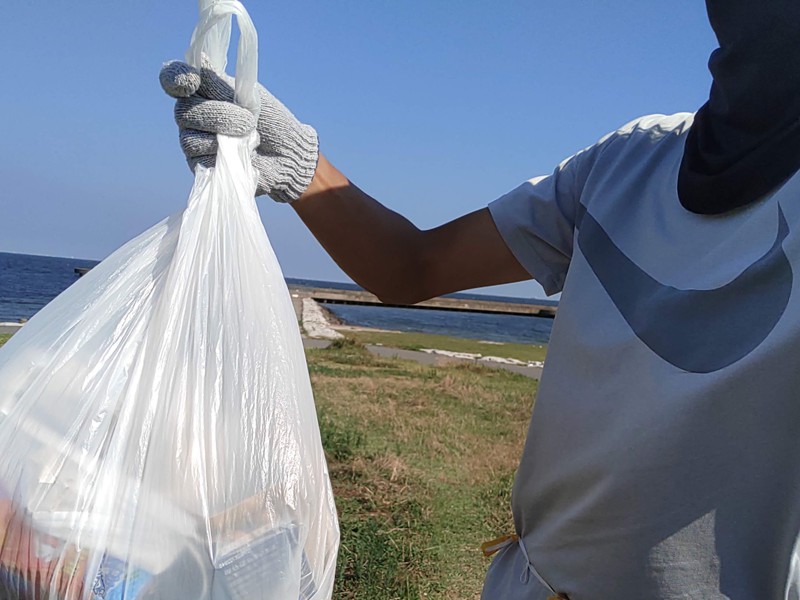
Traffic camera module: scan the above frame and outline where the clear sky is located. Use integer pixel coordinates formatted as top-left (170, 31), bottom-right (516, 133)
top-left (0, 1), bottom-right (717, 299)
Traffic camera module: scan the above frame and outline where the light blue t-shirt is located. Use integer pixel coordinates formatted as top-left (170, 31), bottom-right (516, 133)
top-left (484, 113), bottom-right (800, 599)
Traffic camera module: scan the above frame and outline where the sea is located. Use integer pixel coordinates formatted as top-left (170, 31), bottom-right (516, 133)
top-left (0, 253), bottom-right (556, 345)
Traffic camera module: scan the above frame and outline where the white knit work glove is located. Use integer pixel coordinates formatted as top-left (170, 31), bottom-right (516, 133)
top-left (160, 58), bottom-right (318, 203)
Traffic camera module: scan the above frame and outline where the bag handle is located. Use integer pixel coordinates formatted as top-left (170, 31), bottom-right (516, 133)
top-left (186, 0), bottom-right (260, 115)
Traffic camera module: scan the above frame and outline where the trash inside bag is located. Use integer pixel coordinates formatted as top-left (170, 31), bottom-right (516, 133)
top-left (0, 2), bottom-right (339, 598)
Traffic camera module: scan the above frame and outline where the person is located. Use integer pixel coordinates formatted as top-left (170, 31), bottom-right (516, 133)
top-left (159, 1), bottom-right (800, 597)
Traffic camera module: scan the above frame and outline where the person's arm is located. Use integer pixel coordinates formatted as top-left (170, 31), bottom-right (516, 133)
top-left (292, 154), bottom-right (531, 305)
top-left (159, 62), bottom-right (532, 302)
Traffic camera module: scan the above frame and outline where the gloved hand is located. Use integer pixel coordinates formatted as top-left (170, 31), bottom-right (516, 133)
top-left (160, 58), bottom-right (319, 203)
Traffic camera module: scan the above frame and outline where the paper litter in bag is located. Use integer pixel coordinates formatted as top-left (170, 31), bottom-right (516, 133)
top-left (0, 2), bottom-right (339, 598)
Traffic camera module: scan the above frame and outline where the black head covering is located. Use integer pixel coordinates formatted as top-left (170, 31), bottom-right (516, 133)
top-left (678, 0), bottom-right (800, 214)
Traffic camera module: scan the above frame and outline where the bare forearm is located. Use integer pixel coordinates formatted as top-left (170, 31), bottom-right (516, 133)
top-left (292, 154), bottom-right (531, 303)
top-left (291, 154), bottom-right (432, 304)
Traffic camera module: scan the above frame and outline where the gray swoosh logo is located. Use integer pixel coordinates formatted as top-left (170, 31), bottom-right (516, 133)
top-left (576, 204), bottom-right (792, 373)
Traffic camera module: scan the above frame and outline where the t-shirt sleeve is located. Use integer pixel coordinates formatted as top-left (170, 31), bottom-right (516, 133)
top-left (488, 144), bottom-right (599, 296)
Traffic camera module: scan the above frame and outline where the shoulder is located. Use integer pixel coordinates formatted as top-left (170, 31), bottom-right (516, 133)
top-left (594, 113), bottom-right (694, 151)
top-left (563, 112), bottom-right (695, 179)
top-left (544, 114), bottom-right (692, 192)
top-left (557, 113), bottom-right (694, 174)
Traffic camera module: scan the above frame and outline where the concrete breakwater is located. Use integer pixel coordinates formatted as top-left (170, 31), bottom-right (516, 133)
top-left (288, 285), bottom-right (557, 319)
top-left (77, 267), bottom-right (554, 319)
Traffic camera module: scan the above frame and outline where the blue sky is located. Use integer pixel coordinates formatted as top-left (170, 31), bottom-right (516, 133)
top-left (0, 1), bottom-right (717, 299)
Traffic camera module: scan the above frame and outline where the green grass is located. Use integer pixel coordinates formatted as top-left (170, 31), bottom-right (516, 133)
top-left (345, 330), bottom-right (547, 364)
top-left (308, 342), bottom-right (535, 599)
top-left (0, 334), bottom-right (11, 348)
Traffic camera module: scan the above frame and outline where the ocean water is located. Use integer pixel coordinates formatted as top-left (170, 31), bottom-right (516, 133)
top-left (0, 253), bottom-right (555, 344)
top-left (0, 253), bottom-right (99, 322)
top-left (325, 304), bottom-right (553, 345)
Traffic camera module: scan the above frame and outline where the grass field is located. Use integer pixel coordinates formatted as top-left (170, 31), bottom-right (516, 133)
top-left (345, 330), bottom-right (547, 364)
top-left (0, 334), bottom-right (535, 598)
top-left (0, 335), bottom-right (11, 347)
top-left (311, 339), bottom-right (534, 598)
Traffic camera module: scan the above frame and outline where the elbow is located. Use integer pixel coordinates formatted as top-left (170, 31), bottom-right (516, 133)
top-left (368, 263), bottom-right (434, 306)
top-left (357, 243), bottom-right (438, 305)
top-left (373, 288), bottom-right (429, 306)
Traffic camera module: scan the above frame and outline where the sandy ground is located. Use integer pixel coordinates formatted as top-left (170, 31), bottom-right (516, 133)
top-left (0, 323), bottom-right (24, 335)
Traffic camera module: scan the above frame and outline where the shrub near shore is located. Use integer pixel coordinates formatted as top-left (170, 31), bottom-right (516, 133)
top-left (0, 334), bottom-right (535, 599)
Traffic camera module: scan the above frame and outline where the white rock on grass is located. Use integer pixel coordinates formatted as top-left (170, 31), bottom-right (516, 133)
top-left (480, 356), bottom-right (544, 368)
top-left (420, 347), bottom-right (545, 368)
top-left (479, 356), bottom-right (527, 366)
top-left (420, 348), bottom-right (482, 360)
top-left (301, 299), bottom-right (344, 340)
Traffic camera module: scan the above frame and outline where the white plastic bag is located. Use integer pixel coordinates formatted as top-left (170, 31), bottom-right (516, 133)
top-left (0, 2), bottom-right (339, 598)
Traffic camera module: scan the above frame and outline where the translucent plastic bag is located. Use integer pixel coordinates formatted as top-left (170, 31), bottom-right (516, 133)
top-left (0, 2), bottom-right (339, 598)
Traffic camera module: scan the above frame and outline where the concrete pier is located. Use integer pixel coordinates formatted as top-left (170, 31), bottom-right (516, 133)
top-left (289, 286), bottom-right (557, 318)
top-left (77, 266), bottom-right (555, 318)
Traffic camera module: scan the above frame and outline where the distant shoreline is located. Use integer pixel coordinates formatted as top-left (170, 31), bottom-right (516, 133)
top-left (1, 253), bottom-right (555, 345)
top-left (0, 253), bottom-right (556, 308)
